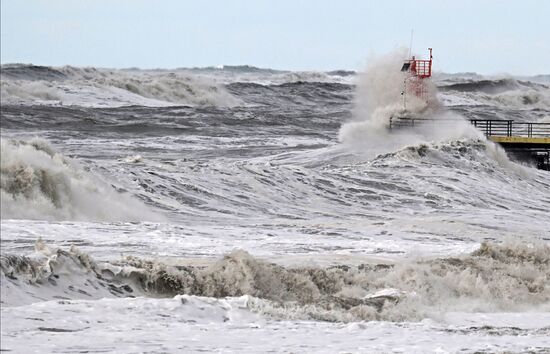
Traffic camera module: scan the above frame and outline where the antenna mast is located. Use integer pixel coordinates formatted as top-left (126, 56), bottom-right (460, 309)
top-left (408, 29), bottom-right (414, 58)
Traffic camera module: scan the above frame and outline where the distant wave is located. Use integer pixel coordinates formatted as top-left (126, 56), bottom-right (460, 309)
top-left (437, 78), bottom-right (548, 94)
top-left (0, 64), bottom-right (242, 107)
top-left (2, 64), bottom-right (548, 108)
top-left (1, 64), bottom-right (69, 81)
top-left (226, 81), bottom-right (352, 106)
top-left (437, 78), bottom-right (550, 110)
top-left (201, 64), bottom-right (284, 74)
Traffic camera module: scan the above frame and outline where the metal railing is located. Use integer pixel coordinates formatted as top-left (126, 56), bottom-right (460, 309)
top-left (469, 119), bottom-right (550, 138)
top-left (388, 116), bottom-right (455, 130)
top-left (388, 117), bottom-right (550, 138)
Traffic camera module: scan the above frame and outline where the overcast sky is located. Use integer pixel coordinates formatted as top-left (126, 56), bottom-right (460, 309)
top-left (1, 0), bottom-right (549, 75)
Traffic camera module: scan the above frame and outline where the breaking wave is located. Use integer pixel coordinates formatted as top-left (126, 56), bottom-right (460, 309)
top-left (2, 240), bottom-right (549, 322)
top-left (1, 64), bottom-right (242, 107)
top-left (438, 78), bottom-right (522, 94)
top-left (2, 64), bottom-right (548, 112)
top-left (0, 138), bottom-right (161, 221)
top-left (438, 78), bottom-right (548, 93)
top-left (371, 138), bottom-right (524, 173)
top-left (0, 64), bottom-right (353, 108)
top-left (438, 77), bottom-right (550, 110)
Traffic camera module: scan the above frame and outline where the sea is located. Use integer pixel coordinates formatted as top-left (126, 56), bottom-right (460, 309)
top-left (1, 55), bottom-right (550, 353)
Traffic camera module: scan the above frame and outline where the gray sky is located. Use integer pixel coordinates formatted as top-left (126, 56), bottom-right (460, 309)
top-left (1, 0), bottom-right (549, 75)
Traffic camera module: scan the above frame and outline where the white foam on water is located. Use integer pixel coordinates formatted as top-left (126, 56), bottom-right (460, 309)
top-left (0, 138), bottom-right (162, 222)
top-left (1, 296), bottom-right (549, 353)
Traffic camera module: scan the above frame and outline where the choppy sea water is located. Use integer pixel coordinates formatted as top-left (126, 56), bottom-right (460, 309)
top-left (1, 63), bottom-right (550, 353)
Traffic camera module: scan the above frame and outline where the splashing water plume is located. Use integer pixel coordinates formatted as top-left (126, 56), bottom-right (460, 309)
top-left (339, 49), bottom-right (479, 156)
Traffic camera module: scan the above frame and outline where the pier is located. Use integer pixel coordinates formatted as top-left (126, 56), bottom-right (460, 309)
top-left (389, 117), bottom-right (550, 170)
top-left (471, 119), bottom-right (550, 170)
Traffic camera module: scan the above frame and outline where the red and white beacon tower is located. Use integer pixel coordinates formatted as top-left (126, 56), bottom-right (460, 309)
top-left (401, 48), bottom-right (433, 108)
